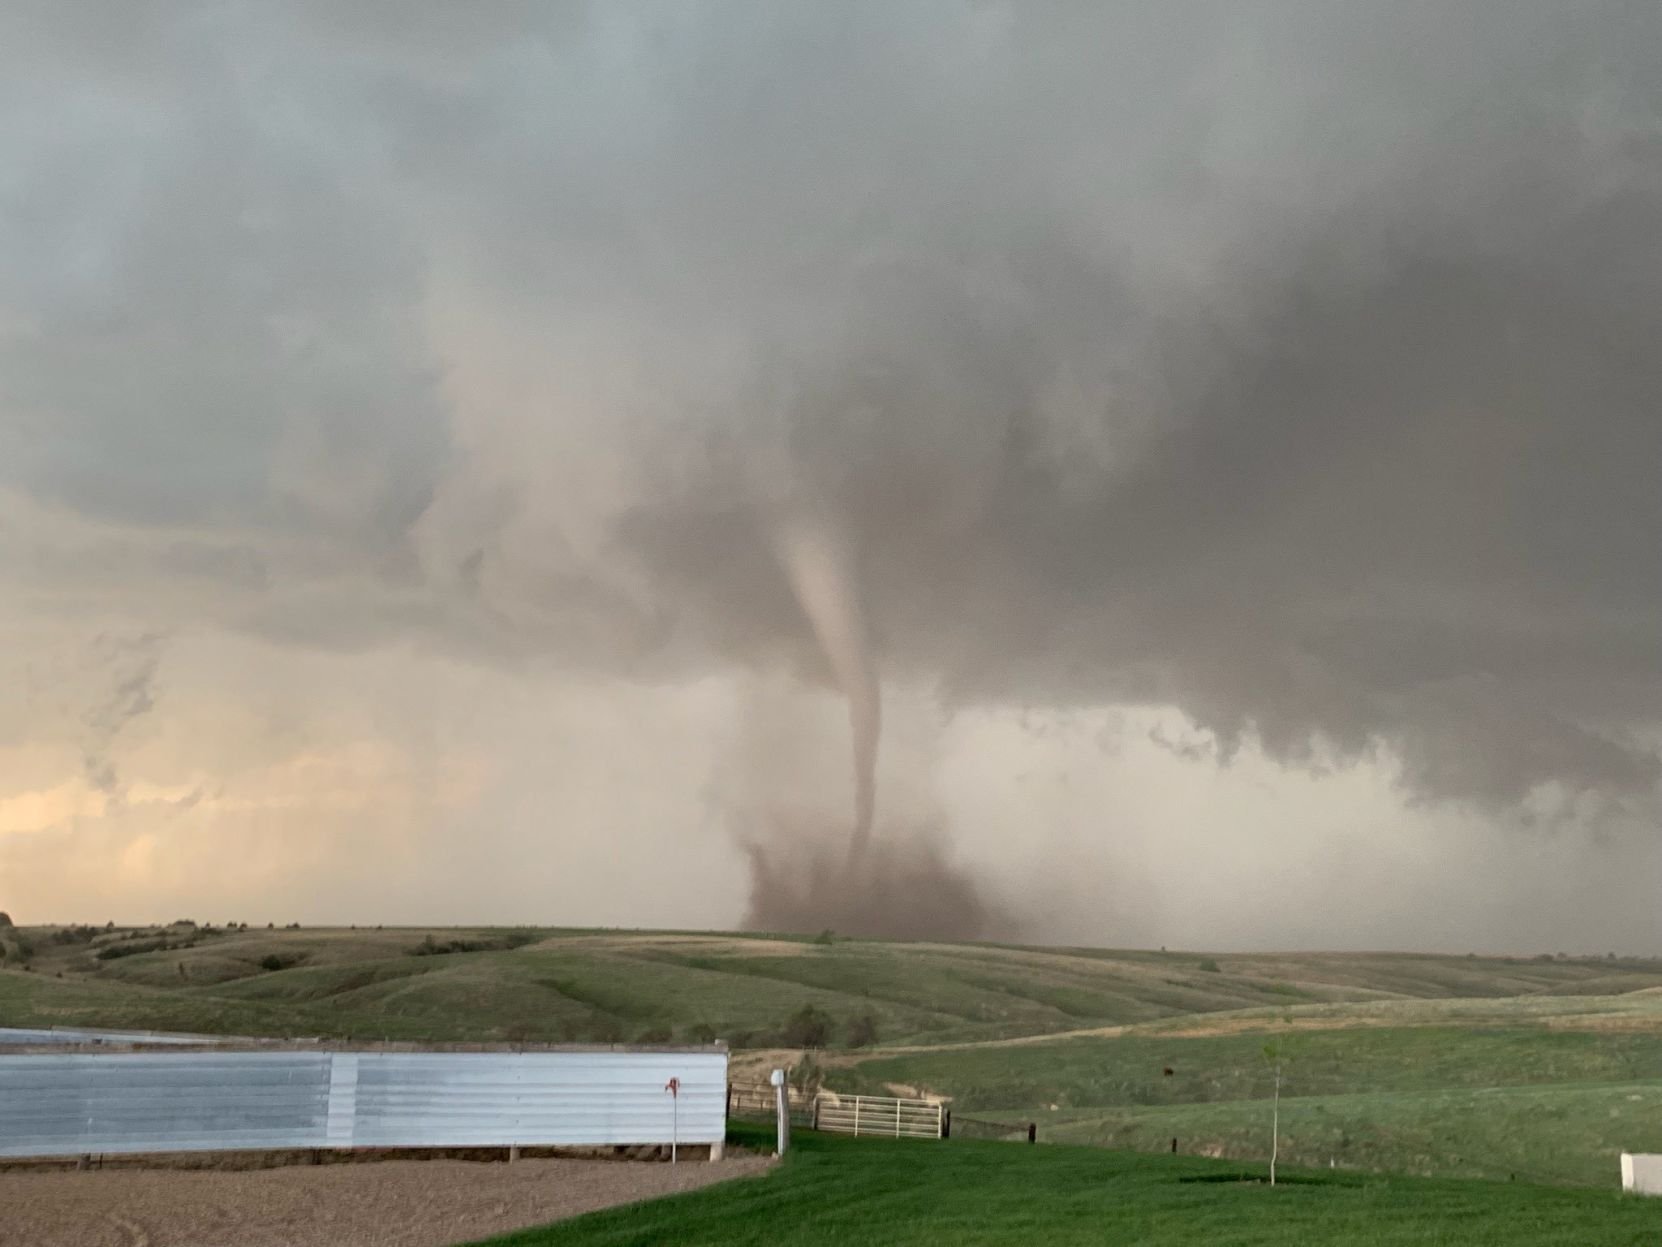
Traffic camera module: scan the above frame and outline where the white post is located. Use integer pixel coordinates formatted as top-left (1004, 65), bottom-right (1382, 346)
top-left (895, 1099), bottom-right (902, 1137)
top-left (770, 1069), bottom-right (789, 1156)
top-left (1269, 1062), bottom-right (1281, 1187)
top-left (854, 1096), bottom-right (862, 1137)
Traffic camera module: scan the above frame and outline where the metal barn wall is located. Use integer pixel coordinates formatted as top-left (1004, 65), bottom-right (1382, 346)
top-left (0, 1048), bottom-right (727, 1158)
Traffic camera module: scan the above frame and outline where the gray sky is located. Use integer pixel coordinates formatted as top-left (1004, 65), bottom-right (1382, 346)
top-left (2, 1), bottom-right (1659, 951)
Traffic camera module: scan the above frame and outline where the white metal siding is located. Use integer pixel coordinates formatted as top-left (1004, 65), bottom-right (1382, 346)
top-left (0, 1049), bottom-right (726, 1158)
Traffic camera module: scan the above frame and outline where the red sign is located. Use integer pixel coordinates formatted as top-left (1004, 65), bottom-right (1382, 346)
top-left (664, 1077), bottom-right (679, 1097)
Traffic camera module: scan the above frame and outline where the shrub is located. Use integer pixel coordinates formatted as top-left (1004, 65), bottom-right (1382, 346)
top-left (258, 954), bottom-right (289, 972)
top-left (409, 932), bottom-right (534, 957)
top-left (812, 929), bottom-right (836, 946)
top-left (0, 911), bottom-right (11, 928)
top-left (783, 1005), bottom-right (833, 1050)
top-left (1196, 958), bottom-right (1221, 973)
top-left (846, 1012), bottom-right (880, 1049)
top-left (684, 1023), bottom-right (718, 1045)
top-left (790, 1054), bottom-right (825, 1098)
top-left (95, 937), bottom-right (188, 961)
top-left (636, 1026), bottom-right (673, 1044)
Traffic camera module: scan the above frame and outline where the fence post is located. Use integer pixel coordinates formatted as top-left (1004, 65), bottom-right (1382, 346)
top-left (1028, 1122), bottom-right (1036, 1144)
top-left (770, 1069), bottom-right (789, 1156)
top-left (812, 1096), bottom-right (821, 1131)
top-left (854, 1096), bottom-right (862, 1138)
top-left (942, 1109), bottom-right (951, 1139)
top-left (896, 1098), bottom-right (902, 1138)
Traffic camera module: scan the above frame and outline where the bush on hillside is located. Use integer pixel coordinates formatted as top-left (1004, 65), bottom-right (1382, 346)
top-left (783, 1005), bottom-right (833, 1049)
top-left (846, 1011), bottom-right (880, 1048)
top-left (96, 937), bottom-right (193, 961)
top-left (0, 911), bottom-right (11, 928)
top-left (1197, 958), bottom-right (1221, 973)
top-left (684, 1023), bottom-right (718, 1045)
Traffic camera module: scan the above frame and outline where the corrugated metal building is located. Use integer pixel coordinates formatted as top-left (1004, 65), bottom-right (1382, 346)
top-left (0, 1046), bottom-right (727, 1159)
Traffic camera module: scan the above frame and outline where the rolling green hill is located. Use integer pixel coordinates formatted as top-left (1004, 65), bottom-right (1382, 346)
top-left (7, 923), bottom-right (1659, 1048)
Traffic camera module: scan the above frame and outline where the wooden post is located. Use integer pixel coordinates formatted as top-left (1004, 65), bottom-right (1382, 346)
top-left (1027, 1122), bottom-right (1036, 1144)
top-left (943, 1109), bottom-right (951, 1139)
top-left (812, 1096), bottom-right (821, 1131)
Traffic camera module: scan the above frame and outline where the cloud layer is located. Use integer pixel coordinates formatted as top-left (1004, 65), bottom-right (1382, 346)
top-left (2, 3), bottom-right (1659, 946)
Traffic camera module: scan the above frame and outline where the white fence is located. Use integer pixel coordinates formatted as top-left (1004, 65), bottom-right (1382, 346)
top-left (814, 1092), bottom-right (942, 1139)
top-left (0, 1047), bottom-right (727, 1159)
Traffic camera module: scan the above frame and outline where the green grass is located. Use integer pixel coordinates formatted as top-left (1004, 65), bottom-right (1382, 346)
top-left (976, 1081), bottom-right (1662, 1188)
top-left (838, 1023), bottom-right (1662, 1186)
top-left (840, 1025), bottom-right (1662, 1109)
top-left (464, 1125), bottom-right (1661, 1246)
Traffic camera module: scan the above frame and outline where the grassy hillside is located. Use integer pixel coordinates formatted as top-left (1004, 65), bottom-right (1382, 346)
top-left (6, 923), bottom-right (1660, 1187)
top-left (7, 923), bottom-right (1659, 1048)
top-left (467, 1125), bottom-right (1662, 1247)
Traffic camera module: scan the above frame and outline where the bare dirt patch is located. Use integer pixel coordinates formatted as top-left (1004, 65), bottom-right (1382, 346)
top-left (0, 1154), bottom-right (774, 1247)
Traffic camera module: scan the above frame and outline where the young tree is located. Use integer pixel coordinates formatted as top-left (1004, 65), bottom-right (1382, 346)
top-left (1261, 1038), bottom-right (1288, 1186)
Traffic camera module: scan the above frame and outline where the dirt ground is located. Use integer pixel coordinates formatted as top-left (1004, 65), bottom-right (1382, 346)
top-left (0, 1154), bottom-right (775, 1247)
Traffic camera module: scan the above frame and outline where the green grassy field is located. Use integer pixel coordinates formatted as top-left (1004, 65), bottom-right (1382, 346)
top-left (5, 922), bottom-right (1660, 1189)
top-left (465, 1125), bottom-right (1660, 1247)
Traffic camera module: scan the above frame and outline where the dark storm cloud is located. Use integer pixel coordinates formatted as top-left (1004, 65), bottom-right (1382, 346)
top-left (4, 1), bottom-right (1661, 816)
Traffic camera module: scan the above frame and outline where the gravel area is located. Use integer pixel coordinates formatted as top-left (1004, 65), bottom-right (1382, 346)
top-left (0, 1155), bottom-right (775, 1247)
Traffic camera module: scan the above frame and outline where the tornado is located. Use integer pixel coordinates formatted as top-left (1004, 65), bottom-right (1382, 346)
top-left (772, 510), bottom-right (881, 863)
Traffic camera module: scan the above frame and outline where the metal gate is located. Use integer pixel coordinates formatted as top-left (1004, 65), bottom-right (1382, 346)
top-left (814, 1093), bottom-right (942, 1139)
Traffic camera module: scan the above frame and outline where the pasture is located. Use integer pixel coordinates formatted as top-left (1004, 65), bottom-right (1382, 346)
top-left (467, 1125), bottom-right (1661, 1246)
